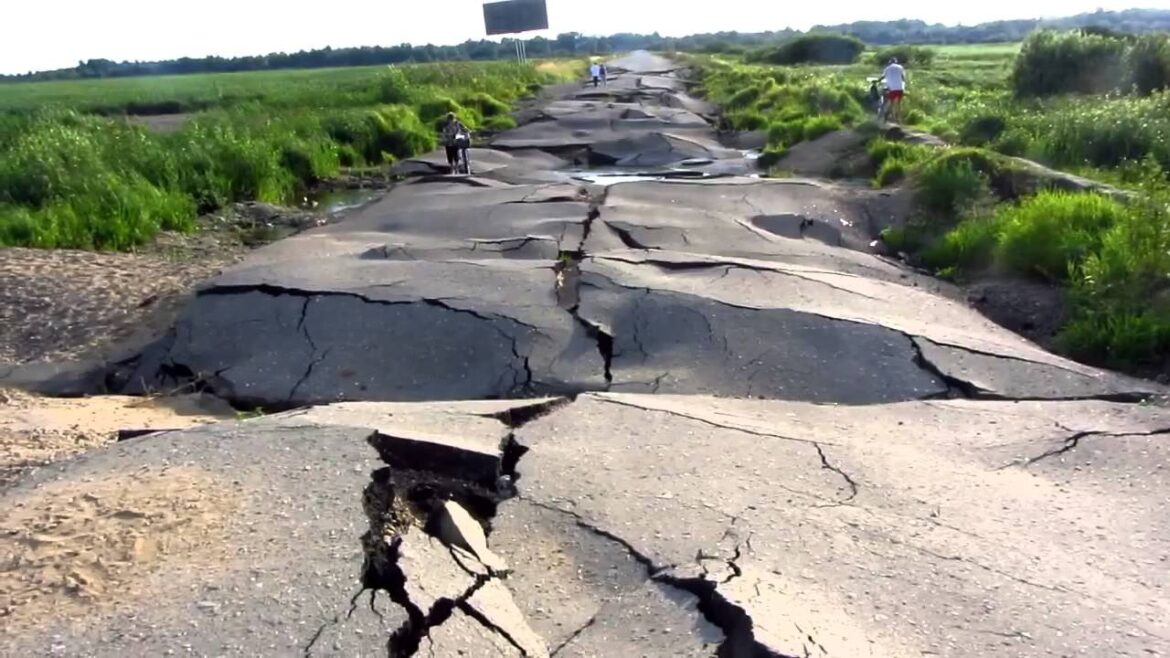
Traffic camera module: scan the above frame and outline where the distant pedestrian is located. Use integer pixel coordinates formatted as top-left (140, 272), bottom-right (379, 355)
top-left (599, 63), bottom-right (608, 86)
top-left (589, 62), bottom-right (602, 87)
top-left (879, 57), bottom-right (907, 123)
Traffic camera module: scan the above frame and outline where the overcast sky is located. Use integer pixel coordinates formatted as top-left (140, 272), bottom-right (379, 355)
top-left (1, 1), bottom-right (1151, 75)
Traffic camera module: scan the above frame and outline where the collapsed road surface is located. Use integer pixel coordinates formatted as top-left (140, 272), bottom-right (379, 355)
top-left (4, 52), bottom-right (1170, 658)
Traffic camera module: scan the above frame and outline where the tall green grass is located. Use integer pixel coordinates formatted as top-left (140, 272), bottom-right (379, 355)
top-left (907, 186), bottom-right (1170, 368)
top-left (698, 59), bottom-right (864, 155)
top-left (0, 61), bottom-right (572, 250)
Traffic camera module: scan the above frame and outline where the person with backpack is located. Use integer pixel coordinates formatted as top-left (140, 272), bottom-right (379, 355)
top-left (440, 112), bottom-right (471, 174)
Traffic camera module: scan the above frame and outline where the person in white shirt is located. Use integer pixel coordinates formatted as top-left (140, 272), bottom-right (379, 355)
top-left (880, 58), bottom-right (907, 123)
top-left (590, 62), bottom-right (602, 88)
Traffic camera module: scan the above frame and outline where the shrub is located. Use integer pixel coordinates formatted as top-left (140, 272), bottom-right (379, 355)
top-left (1128, 33), bottom-right (1170, 95)
top-left (462, 92), bottom-right (510, 117)
top-left (766, 119), bottom-right (804, 147)
top-left (378, 66), bottom-right (414, 104)
top-left (875, 158), bottom-right (908, 187)
top-left (418, 97), bottom-right (469, 128)
top-left (802, 115), bottom-right (842, 141)
top-left (920, 213), bottom-right (1002, 273)
top-left (959, 114), bottom-right (1008, 146)
top-left (727, 109), bottom-right (768, 131)
top-left (1012, 30), bottom-right (1129, 96)
top-left (1058, 311), bottom-right (1170, 369)
top-left (994, 192), bottom-right (1124, 281)
top-left (727, 86), bottom-right (762, 109)
top-left (914, 150), bottom-right (996, 217)
top-left (754, 34), bottom-right (865, 66)
top-left (871, 46), bottom-right (936, 67)
top-left (483, 114), bottom-right (517, 131)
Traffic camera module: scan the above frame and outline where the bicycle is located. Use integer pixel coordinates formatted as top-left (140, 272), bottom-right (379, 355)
top-left (452, 131), bottom-right (472, 175)
top-left (867, 77), bottom-right (890, 123)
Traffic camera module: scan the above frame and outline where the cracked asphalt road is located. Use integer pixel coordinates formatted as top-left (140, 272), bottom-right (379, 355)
top-left (7, 51), bottom-right (1170, 658)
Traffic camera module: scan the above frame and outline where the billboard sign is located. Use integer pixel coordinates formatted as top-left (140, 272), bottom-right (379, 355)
top-left (483, 0), bottom-right (549, 36)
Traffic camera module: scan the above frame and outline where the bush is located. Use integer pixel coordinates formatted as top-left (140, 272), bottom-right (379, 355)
top-left (871, 46), bottom-right (936, 67)
top-left (727, 86), bottom-right (762, 109)
top-left (802, 115), bottom-right (842, 141)
top-left (920, 214), bottom-right (1001, 273)
top-left (482, 114), bottom-right (517, 131)
top-left (727, 109), bottom-right (768, 131)
top-left (1012, 30), bottom-right (1128, 96)
top-left (461, 92), bottom-right (510, 117)
top-left (995, 192), bottom-right (1124, 281)
top-left (1128, 33), bottom-right (1170, 95)
top-left (378, 66), bottom-right (414, 104)
top-left (914, 150), bottom-right (996, 217)
top-left (875, 158), bottom-right (908, 187)
top-left (754, 34), bottom-right (865, 66)
top-left (959, 114), bottom-right (1008, 146)
top-left (867, 138), bottom-right (933, 186)
top-left (1058, 311), bottom-right (1170, 368)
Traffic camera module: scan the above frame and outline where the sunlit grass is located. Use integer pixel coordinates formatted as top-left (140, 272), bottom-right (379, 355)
top-left (0, 60), bottom-right (576, 250)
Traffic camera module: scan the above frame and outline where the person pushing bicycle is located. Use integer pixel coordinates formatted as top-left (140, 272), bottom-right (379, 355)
top-left (878, 57), bottom-right (907, 123)
top-left (440, 112), bottom-right (471, 174)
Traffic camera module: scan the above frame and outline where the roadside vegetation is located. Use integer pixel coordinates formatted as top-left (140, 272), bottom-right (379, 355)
top-left (696, 28), bottom-right (1170, 372)
top-left (0, 61), bottom-right (576, 250)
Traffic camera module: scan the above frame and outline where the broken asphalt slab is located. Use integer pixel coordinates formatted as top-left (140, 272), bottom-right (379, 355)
top-left (4, 393), bottom-right (1169, 657)
top-left (113, 172), bottom-right (1161, 405)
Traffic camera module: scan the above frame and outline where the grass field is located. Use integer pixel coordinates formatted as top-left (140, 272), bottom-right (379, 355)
top-left (0, 60), bottom-right (580, 251)
top-left (0, 61), bottom-right (582, 115)
top-left (692, 34), bottom-right (1170, 371)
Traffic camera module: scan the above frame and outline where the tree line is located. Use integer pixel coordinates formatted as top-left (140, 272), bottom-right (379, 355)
top-left (5, 8), bottom-right (1170, 82)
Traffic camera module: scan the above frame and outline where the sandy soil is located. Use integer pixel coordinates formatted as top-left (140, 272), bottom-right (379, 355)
top-left (0, 388), bottom-right (235, 487)
top-left (0, 465), bottom-right (239, 632)
top-left (0, 242), bottom-right (241, 366)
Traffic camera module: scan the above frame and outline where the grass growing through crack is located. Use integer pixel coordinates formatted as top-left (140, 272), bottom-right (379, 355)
top-left (0, 61), bottom-right (576, 250)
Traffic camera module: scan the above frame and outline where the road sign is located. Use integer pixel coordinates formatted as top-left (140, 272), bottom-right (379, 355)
top-left (483, 0), bottom-right (549, 36)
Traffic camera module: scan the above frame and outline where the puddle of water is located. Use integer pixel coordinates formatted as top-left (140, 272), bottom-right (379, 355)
top-left (301, 188), bottom-right (383, 215)
top-left (569, 169), bottom-right (716, 186)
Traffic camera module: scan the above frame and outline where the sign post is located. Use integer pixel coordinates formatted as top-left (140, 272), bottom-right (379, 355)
top-left (483, 0), bottom-right (548, 63)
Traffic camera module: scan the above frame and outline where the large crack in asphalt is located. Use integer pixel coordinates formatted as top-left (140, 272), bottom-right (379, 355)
top-left (521, 498), bottom-right (791, 658)
top-left (351, 400), bottom-right (567, 657)
top-left (348, 390), bottom-right (797, 657)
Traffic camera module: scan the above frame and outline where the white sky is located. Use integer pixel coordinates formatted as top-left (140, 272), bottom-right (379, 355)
top-left (0, 1), bottom-right (1153, 75)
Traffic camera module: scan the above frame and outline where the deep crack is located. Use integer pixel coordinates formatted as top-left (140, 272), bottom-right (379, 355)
top-left (604, 221), bottom-right (657, 250)
top-left (523, 498), bottom-right (783, 658)
top-left (573, 316), bottom-right (615, 384)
